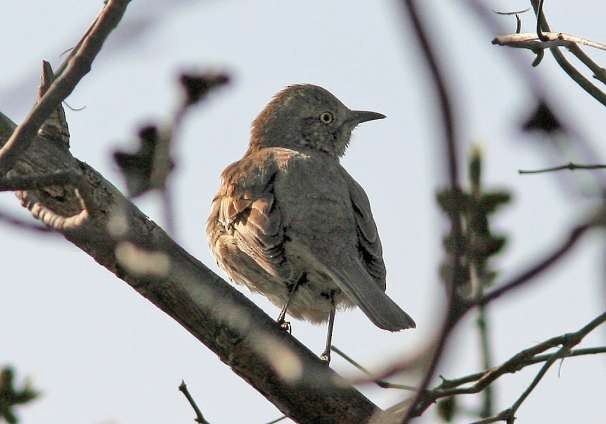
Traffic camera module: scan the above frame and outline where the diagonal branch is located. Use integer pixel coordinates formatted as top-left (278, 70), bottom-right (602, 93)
top-left (0, 0), bottom-right (130, 175)
top-left (478, 221), bottom-right (595, 306)
top-left (0, 110), bottom-right (378, 423)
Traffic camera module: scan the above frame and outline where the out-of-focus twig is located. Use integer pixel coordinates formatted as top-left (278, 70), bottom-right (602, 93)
top-left (0, 208), bottom-right (54, 234)
top-left (399, 1), bottom-right (465, 421)
top-left (479, 222), bottom-right (595, 306)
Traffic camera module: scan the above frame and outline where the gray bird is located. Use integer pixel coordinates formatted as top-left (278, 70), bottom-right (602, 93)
top-left (207, 84), bottom-right (415, 362)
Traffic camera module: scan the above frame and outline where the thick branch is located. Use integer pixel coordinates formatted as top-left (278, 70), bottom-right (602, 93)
top-left (0, 112), bottom-right (379, 423)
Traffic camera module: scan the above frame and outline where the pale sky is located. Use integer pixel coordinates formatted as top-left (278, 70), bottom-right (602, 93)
top-left (1, 1), bottom-right (605, 423)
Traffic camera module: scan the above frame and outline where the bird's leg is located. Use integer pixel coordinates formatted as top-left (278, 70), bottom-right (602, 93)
top-left (320, 292), bottom-right (336, 364)
top-left (276, 273), bottom-right (305, 333)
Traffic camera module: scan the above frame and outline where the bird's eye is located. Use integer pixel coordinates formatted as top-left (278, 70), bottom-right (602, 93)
top-left (319, 112), bottom-right (334, 124)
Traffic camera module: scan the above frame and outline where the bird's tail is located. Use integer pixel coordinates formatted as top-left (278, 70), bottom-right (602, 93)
top-left (301, 249), bottom-right (415, 331)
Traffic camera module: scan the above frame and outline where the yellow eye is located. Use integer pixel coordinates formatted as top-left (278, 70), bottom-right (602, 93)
top-left (319, 112), bottom-right (334, 124)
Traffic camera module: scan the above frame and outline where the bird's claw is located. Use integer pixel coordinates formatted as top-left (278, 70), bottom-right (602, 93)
top-left (278, 320), bottom-right (292, 334)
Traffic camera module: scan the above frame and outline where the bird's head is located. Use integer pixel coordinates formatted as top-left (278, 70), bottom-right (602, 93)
top-left (249, 84), bottom-right (385, 158)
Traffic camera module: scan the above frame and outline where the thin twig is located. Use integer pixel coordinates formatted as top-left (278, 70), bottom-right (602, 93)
top-left (178, 380), bottom-right (210, 424)
top-left (331, 345), bottom-right (417, 391)
top-left (493, 8), bottom-right (531, 34)
top-left (0, 0), bottom-right (130, 175)
top-left (404, 312), bottom-right (606, 420)
top-left (265, 416), bottom-right (288, 424)
top-left (470, 312), bottom-right (606, 423)
top-left (519, 162), bottom-right (606, 174)
top-left (436, 346), bottom-right (606, 392)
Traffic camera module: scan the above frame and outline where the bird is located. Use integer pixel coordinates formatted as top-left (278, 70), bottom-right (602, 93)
top-left (207, 84), bottom-right (415, 362)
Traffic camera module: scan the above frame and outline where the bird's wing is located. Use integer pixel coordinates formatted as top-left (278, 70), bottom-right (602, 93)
top-left (208, 148), bottom-right (293, 278)
top-left (326, 168), bottom-right (415, 331)
top-left (340, 168), bottom-right (387, 290)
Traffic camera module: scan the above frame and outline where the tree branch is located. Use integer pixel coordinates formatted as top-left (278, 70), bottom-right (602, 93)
top-left (468, 312), bottom-right (606, 423)
top-left (0, 0), bottom-right (130, 175)
top-left (478, 222), bottom-right (595, 306)
top-left (179, 380), bottom-right (210, 424)
top-left (398, 1), bottom-right (466, 421)
top-left (492, 32), bottom-right (606, 84)
top-left (518, 162), bottom-right (606, 174)
top-left (0, 112), bottom-right (378, 422)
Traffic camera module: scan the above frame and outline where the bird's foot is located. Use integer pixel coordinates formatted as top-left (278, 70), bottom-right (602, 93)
top-left (277, 319), bottom-right (292, 334)
top-left (320, 350), bottom-right (331, 365)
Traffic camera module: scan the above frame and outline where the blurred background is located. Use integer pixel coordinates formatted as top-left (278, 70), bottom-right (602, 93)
top-left (1, 0), bottom-right (605, 422)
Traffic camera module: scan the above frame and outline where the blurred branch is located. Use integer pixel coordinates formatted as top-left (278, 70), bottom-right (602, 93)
top-left (0, 0), bottom-right (130, 176)
top-left (399, 1), bottom-right (465, 422)
top-left (179, 380), bottom-right (210, 424)
top-left (519, 162), bottom-right (606, 174)
top-left (478, 221), bottom-right (595, 306)
top-left (0, 366), bottom-right (39, 424)
top-left (0, 208), bottom-right (54, 234)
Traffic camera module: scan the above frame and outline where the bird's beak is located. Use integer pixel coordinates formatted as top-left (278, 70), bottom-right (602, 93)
top-left (349, 110), bottom-right (386, 124)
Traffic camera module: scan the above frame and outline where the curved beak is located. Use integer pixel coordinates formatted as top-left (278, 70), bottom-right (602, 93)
top-left (349, 110), bottom-right (386, 125)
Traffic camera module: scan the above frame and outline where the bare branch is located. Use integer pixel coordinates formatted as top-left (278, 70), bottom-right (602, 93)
top-left (519, 162), bottom-right (606, 174)
top-left (467, 312), bottom-right (606, 423)
top-left (492, 32), bottom-right (606, 84)
top-left (179, 380), bottom-right (210, 424)
top-left (492, 32), bottom-right (606, 53)
top-left (478, 221), bottom-right (594, 306)
top-left (0, 0), bottom-right (130, 175)
top-left (532, 0), bottom-right (606, 106)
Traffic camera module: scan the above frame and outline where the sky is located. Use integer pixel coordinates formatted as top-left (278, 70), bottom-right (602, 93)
top-left (1, 1), bottom-right (605, 423)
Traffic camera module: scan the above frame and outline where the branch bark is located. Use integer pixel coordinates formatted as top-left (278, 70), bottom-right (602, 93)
top-left (0, 112), bottom-right (380, 423)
